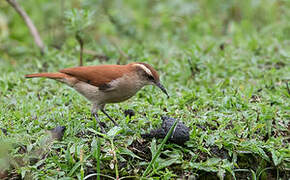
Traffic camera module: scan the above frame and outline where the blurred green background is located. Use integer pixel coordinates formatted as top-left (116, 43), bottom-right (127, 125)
top-left (1, 0), bottom-right (289, 61)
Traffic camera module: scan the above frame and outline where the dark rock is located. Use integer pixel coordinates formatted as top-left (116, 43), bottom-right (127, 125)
top-left (49, 126), bottom-right (66, 141)
top-left (142, 116), bottom-right (190, 145)
top-left (219, 43), bottom-right (225, 50)
top-left (161, 116), bottom-right (190, 145)
top-left (141, 128), bottom-right (166, 139)
top-left (124, 109), bottom-right (135, 119)
top-left (1, 128), bottom-right (7, 136)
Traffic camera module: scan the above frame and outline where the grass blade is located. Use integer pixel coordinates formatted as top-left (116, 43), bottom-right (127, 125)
top-left (96, 138), bottom-right (101, 180)
top-left (141, 118), bottom-right (179, 178)
top-left (110, 139), bottom-right (119, 179)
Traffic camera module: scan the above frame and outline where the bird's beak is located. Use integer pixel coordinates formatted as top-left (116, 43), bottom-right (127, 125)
top-left (155, 82), bottom-right (169, 98)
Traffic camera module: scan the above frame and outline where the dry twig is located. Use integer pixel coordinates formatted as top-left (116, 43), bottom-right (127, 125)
top-left (6, 0), bottom-right (45, 53)
top-left (75, 33), bottom-right (84, 66)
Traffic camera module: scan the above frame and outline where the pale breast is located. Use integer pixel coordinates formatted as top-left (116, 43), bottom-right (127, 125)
top-left (99, 73), bottom-right (146, 104)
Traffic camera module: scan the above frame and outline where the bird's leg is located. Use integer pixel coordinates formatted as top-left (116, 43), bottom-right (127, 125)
top-left (91, 105), bottom-right (106, 133)
top-left (93, 113), bottom-right (106, 133)
top-left (101, 109), bottom-right (118, 126)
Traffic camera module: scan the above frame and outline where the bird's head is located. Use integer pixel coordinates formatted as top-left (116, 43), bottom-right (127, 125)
top-left (130, 62), bottom-right (169, 98)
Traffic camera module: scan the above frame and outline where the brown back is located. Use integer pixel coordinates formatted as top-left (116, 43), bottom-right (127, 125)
top-left (59, 65), bottom-right (130, 87)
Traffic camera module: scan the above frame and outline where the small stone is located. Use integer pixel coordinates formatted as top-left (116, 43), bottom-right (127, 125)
top-left (161, 116), bottom-right (190, 145)
top-left (124, 109), bottom-right (135, 119)
top-left (49, 126), bottom-right (66, 141)
top-left (0, 128), bottom-right (7, 136)
top-left (142, 116), bottom-right (190, 145)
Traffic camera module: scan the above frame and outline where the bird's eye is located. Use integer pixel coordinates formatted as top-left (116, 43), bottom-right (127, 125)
top-left (147, 74), bottom-right (154, 81)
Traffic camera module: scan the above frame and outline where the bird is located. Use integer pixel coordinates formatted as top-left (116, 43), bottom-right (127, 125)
top-left (25, 62), bottom-right (169, 133)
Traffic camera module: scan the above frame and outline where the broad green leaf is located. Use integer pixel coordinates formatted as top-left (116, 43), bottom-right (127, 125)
top-left (107, 126), bottom-right (123, 138)
top-left (119, 147), bottom-right (143, 160)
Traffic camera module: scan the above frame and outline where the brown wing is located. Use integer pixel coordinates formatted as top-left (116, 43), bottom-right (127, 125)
top-left (59, 65), bottom-right (129, 88)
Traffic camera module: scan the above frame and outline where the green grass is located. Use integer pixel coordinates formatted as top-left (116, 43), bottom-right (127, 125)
top-left (1, 0), bottom-right (290, 179)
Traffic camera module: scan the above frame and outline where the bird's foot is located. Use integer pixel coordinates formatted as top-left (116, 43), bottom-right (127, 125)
top-left (98, 125), bottom-right (106, 134)
top-left (93, 113), bottom-right (106, 134)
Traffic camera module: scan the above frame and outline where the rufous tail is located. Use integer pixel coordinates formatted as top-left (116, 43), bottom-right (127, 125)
top-left (25, 72), bottom-right (67, 79)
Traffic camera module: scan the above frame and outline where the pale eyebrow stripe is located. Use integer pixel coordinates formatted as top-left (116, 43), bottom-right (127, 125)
top-left (133, 64), bottom-right (153, 76)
